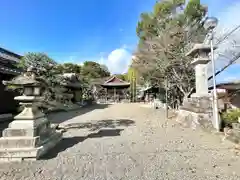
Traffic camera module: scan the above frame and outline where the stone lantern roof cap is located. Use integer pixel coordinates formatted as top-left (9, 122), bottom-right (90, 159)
top-left (2, 67), bottom-right (47, 87)
top-left (2, 74), bottom-right (41, 87)
top-left (186, 43), bottom-right (217, 57)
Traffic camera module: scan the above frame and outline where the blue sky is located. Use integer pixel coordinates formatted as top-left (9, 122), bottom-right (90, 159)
top-left (0, 0), bottom-right (240, 79)
top-left (0, 0), bottom-right (156, 73)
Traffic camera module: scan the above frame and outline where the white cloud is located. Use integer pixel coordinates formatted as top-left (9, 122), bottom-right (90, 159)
top-left (100, 47), bottom-right (132, 74)
top-left (56, 44), bottom-right (133, 74)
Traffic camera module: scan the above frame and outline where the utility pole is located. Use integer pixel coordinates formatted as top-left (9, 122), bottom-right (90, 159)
top-left (204, 17), bottom-right (220, 131)
top-left (210, 32), bottom-right (220, 131)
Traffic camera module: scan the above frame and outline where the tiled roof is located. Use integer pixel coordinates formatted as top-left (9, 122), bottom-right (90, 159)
top-left (0, 64), bottom-right (21, 75)
top-left (0, 47), bottom-right (22, 64)
top-left (102, 76), bottom-right (130, 86)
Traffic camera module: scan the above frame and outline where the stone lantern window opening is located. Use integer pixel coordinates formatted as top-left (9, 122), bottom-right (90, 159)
top-left (23, 86), bottom-right (34, 96)
top-left (33, 86), bottom-right (41, 96)
top-left (199, 50), bottom-right (209, 59)
top-left (23, 84), bottom-right (42, 96)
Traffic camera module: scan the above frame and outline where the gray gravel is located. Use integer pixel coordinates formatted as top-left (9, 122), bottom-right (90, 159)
top-left (0, 103), bottom-right (239, 180)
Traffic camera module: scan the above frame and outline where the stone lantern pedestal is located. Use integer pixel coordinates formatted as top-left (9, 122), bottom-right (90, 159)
top-left (177, 44), bottom-right (216, 131)
top-left (0, 68), bottom-right (62, 162)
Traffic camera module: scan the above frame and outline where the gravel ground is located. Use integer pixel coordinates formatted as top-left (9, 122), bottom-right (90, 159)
top-left (0, 103), bottom-right (239, 180)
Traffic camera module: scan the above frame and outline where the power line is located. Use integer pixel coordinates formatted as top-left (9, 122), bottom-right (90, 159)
top-left (215, 25), bottom-right (240, 45)
top-left (207, 24), bottom-right (240, 81)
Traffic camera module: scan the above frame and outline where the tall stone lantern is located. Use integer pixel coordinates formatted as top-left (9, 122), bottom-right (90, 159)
top-left (177, 43), bottom-right (217, 131)
top-left (0, 67), bottom-right (62, 162)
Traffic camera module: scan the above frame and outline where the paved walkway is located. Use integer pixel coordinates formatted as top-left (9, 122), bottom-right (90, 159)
top-left (0, 103), bottom-right (240, 180)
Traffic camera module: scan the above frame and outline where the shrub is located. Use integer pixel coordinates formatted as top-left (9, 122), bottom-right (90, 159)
top-left (221, 108), bottom-right (240, 127)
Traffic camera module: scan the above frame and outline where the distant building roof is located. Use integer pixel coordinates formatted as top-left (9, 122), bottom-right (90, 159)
top-left (209, 80), bottom-right (240, 91)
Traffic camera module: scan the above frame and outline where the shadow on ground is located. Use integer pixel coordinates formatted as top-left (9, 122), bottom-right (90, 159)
top-left (48, 104), bottom-right (110, 124)
top-left (62, 119), bottom-right (135, 131)
top-left (42, 128), bottom-right (123, 159)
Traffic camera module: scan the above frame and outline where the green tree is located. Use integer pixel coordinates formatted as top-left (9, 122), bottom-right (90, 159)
top-left (80, 61), bottom-right (110, 80)
top-left (18, 52), bottom-right (57, 75)
top-left (56, 63), bottom-right (81, 74)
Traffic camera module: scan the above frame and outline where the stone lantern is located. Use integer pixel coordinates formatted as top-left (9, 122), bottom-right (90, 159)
top-left (0, 67), bottom-right (62, 162)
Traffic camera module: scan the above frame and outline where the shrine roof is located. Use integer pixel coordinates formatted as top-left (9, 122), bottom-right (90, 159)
top-left (101, 76), bottom-right (130, 87)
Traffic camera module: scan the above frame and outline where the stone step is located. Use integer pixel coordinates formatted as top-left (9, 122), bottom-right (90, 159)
top-left (0, 147), bottom-right (41, 162)
top-left (0, 128), bottom-right (59, 148)
top-left (3, 124), bottom-right (52, 138)
top-left (0, 131), bottom-right (62, 162)
top-left (0, 137), bottom-right (40, 149)
top-left (3, 128), bottom-right (38, 137)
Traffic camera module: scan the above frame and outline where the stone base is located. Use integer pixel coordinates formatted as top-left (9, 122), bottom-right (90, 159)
top-left (0, 131), bottom-right (62, 162)
top-left (0, 112), bottom-right (62, 162)
top-left (176, 109), bottom-right (214, 132)
top-left (177, 96), bottom-right (214, 131)
top-left (181, 96), bottom-right (212, 113)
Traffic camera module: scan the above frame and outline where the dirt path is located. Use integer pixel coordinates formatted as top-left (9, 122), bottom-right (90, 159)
top-left (0, 103), bottom-right (239, 180)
